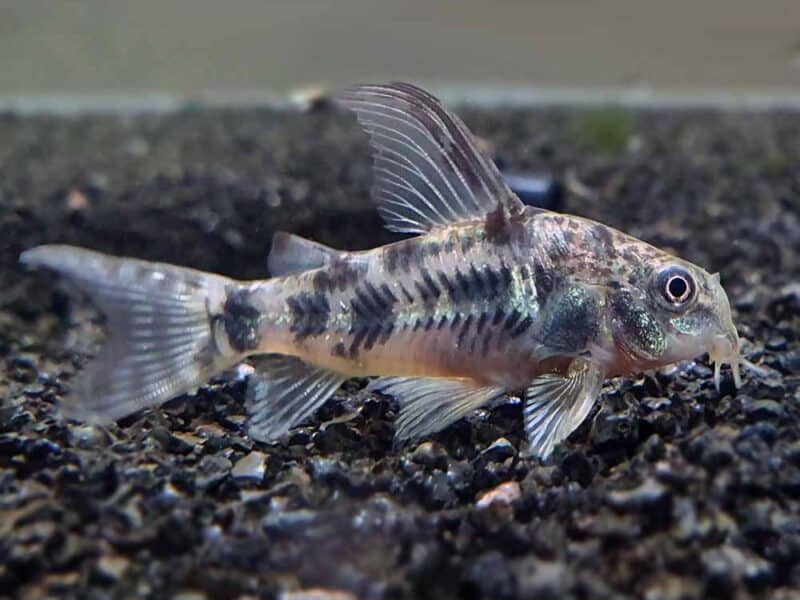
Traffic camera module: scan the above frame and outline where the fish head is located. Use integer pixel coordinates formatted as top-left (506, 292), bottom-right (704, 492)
top-left (606, 256), bottom-right (741, 391)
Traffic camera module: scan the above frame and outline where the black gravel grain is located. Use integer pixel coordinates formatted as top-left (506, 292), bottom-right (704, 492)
top-left (1, 101), bottom-right (799, 599)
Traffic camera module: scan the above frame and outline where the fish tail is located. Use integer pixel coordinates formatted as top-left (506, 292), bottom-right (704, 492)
top-left (20, 245), bottom-right (242, 423)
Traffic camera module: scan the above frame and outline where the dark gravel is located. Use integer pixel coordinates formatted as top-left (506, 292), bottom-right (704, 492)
top-left (1, 100), bottom-right (799, 600)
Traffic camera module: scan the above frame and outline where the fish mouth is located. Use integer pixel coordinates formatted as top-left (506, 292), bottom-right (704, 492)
top-left (708, 331), bottom-right (742, 392)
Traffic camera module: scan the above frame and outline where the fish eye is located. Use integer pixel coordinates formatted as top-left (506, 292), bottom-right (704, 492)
top-left (655, 266), bottom-right (696, 309)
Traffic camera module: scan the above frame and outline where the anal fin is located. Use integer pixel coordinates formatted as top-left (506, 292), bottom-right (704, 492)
top-left (368, 377), bottom-right (505, 441)
top-left (246, 355), bottom-right (347, 442)
top-left (524, 358), bottom-right (604, 459)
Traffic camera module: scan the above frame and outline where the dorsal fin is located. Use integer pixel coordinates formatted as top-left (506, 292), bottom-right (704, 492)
top-left (336, 82), bottom-right (524, 234)
top-left (268, 231), bottom-right (343, 276)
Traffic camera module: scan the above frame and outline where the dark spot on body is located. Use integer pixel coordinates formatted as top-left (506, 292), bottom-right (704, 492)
top-left (455, 269), bottom-right (474, 300)
top-left (415, 270), bottom-right (441, 304)
top-left (538, 285), bottom-right (599, 353)
top-left (499, 263), bottom-right (513, 288)
top-left (484, 267), bottom-right (500, 296)
top-left (349, 328), bottom-right (368, 357)
top-left (460, 234), bottom-right (476, 254)
top-left (425, 241), bottom-right (441, 257)
top-left (399, 283), bottom-right (415, 303)
top-left (592, 224), bottom-right (618, 259)
top-left (384, 240), bottom-right (425, 274)
top-left (347, 280), bottom-right (399, 357)
top-left (331, 341), bottom-right (347, 358)
top-left (468, 264), bottom-right (487, 297)
top-left (476, 311), bottom-right (489, 334)
top-left (379, 283), bottom-right (398, 304)
top-left (485, 205), bottom-right (510, 244)
top-left (287, 291), bottom-right (330, 341)
top-left (482, 332), bottom-right (493, 356)
top-left (364, 325), bottom-right (383, 351)
top-left (492, 307), bottom-right (506, 326)
top-left (533, 260), bottom-right (555, 303)
top-left (438, 270), bottom-right (459, 302)
top-left (384, 247), bottom-right (399, 274)
top-left (222, 287), bottom-right (263, 353)
top-left (609, 290), bottom-right (667, 360)
top-left (510, 315), bottom-right (534, 337)
top-left (458, 314), bottom-right (474, 348)
top-left (313, 258), bottom-right (364, 294)
top-left (380, 322), bottom-right (395, 344)
top-left (503, 309), bottom-right (521, 331)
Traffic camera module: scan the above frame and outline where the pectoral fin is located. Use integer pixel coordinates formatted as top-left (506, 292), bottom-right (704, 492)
top-left (524, 358), bottom-right (604, 459)
top-left (368, 376), bottom-right (505, 440)
top-left (246, 355), bottom-right (347, 442)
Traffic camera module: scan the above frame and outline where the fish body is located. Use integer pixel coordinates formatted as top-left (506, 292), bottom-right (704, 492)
top-left (242, 213), bottom-right (686, 383)
top-left (20, 83), bottom-right (742, 458)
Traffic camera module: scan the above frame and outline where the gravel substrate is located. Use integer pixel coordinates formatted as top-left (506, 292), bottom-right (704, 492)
top-left (1, 100), bottom-right (799, 599)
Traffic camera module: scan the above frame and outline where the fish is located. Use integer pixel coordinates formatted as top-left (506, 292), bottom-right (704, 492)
top-left (19, 82), bottom-right (744, 459)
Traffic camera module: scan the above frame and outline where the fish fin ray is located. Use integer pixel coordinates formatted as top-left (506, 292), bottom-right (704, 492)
top-left (268, 231), bottom-right (344, 276)
top-left (524, 358), bottom-right (604, 459)
top-left (246, 355), bottom-right (347, 442)
top-left (336, 82), bottom-right (524, 234)
top-left (20, 245), bottom-right (235, 422)
top-left (368, 376), bottom-right (505, 440)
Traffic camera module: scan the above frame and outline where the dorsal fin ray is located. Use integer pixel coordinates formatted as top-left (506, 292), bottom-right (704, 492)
top-left (336, 82), bottom-right (524, 234)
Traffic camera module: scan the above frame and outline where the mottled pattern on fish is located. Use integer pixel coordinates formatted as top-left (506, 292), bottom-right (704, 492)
top-left (242, 211), bottom-right (669, 383)
top-left (20, 82), bottom-right (744, 459)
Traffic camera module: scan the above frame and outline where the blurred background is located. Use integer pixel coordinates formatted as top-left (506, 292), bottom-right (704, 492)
top-left (2, 0), bottom-right (800, 104)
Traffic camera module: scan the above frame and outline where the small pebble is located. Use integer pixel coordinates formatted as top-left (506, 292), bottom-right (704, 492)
top-left (195, 455), bottom-right (232, 489)
top-left (607, 477), bottom-right (669, 512)
top-left (641, 396), bottom-right (671, 411)
top-left (778, 350), bottom-right (800, 374)
top-left (94, 555), bottom-right (129, 582)
top-left (408, 441), bottom-right (449, 470)
top-left (262, 509), bottom-right (317, 535)
top-left (65, 190), bottom-right (90, 212)
top-left (280, 590), bottom-right (358, 600)
top-left (476, 480), bottom-right (521, 509)
top-left (690, 363), bottom-right (713, 380)
top-left (152, 427), bottom-right (194, 455)
top-left (231, 451), bottom-right (267, 481)
top-left (765, 336), bottom-right (788, 352)
top-left (744, 398), bottom-right (785, 422)
top-left (172, 592), bottom-right (208, 600)
top-left (480, 437), bottom-right (517, 462)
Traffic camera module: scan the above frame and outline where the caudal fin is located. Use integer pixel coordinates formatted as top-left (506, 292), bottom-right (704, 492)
top-left (20, 245), bottom-right (238, 423)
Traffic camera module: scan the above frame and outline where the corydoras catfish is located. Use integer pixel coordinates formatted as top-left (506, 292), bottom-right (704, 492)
top-left (20, 83), bottom-right (743, 458)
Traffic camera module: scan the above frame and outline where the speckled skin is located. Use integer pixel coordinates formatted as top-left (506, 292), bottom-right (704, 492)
top-left (228, 207), bottom-right (737, 392)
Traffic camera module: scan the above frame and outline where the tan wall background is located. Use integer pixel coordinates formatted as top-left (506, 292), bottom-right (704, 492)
top-left (1, 0), bottom-right (799, 95)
